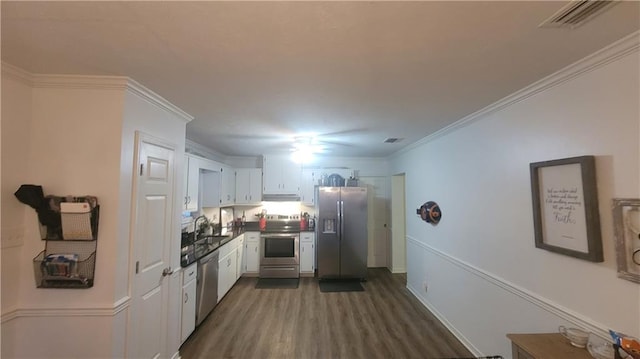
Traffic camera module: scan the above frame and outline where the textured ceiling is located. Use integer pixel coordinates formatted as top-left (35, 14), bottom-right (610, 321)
top-left (2, 1), bottom-right (639, 158)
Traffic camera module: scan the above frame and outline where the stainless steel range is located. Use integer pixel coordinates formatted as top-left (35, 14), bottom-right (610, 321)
top-left (259, 214), bottom-right (301, 278)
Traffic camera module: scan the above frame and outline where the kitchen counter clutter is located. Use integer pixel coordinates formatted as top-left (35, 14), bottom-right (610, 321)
top-left (181, 226), bottom-right (246, 267)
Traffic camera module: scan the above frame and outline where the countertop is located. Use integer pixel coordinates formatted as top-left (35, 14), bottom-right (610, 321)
top-left (181, 228), bottom-right (245, 267)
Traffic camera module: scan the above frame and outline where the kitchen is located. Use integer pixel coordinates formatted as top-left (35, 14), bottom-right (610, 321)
top-left (1, 2), bottom-right (639, 359)
top-left (178, 151), bottom-right (385, 341)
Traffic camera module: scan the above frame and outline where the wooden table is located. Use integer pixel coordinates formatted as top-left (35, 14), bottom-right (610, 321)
top-left (507, 333), bottom-right (592, 359)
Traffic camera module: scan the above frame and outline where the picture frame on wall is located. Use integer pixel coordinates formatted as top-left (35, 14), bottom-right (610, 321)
top-left (612, 198), bottom-right (640, 284)
top-left (529, 155), bottom-right (603, 262)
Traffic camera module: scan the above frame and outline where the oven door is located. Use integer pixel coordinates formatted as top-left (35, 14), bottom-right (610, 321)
top-left (260, 233), bottom-right (299, 265)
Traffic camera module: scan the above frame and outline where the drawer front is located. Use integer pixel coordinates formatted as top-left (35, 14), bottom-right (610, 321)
top-left (246, 231), bottom-right (260, 242)
top-left (512, 344), bottom-right (535, 359)
top-left (183, 263), bottom-right (197, 283)
top-left (301, 232), bottom-right (314, 242)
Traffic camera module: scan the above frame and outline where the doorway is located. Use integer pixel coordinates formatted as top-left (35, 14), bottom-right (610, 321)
top-left (390, 174), bottom-right (406, 273)
top-left (128, 132), bottom-right (176, 358)
top-left (359, 176), bottom-right (389, 268)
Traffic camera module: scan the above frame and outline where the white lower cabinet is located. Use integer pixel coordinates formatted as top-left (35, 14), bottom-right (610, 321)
top-left (244, 232), bottom-right (260, 276)
top-left (181, 263), bottom-right (197, 344)
top-left (236, 235), bottom-right (244, 280)
top-left (217, 248), bottom-right (237, 302)
top-left (300, 232), bottom-right (315, 276)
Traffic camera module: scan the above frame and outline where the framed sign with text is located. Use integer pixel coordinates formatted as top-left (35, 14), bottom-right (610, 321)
top-left (530, 156), bottom-right (603, 262)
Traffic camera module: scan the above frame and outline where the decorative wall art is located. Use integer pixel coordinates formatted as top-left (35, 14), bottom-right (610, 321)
top-left (529, 156), bottom-right (603, 262)
top-left (416, 201), bottom-right (442, 225)
top-left (612, 198), bottom-right (640, 284)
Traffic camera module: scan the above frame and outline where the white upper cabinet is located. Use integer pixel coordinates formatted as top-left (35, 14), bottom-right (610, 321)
top-left (187, 155), bottom-right (236, 208)
top-left (183, 155), bottom-right (201, 211)
top-left (219, 164), bottom-right (235, 206)
top-left (235, 168), bottom-right (262, 205)
top-left (262, 154), bottom-right (301, 196)
top-left (300, 169), bottom-right (316, 206)
top-left (200, 170), bottom-right (221, 208)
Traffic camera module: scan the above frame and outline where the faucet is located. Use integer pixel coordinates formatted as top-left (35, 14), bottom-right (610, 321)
top-left (194, 215), bottom-right (209, 238)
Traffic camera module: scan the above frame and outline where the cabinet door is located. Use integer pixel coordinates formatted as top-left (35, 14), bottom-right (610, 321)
top-left (245, 232), bottom-right (260, 274)
top-left (301, 169), bottom-right (316, 205)
top-left (281, 162), bottom-right (301, 194)
top-left (300, 241), bottom-right (314, 273)
top-left (248, 168), bottom-right (262, 203)
top-left (262, 155), bottom-right (282, 194)
top-left (235, 169), bottom-right (251, 204)
top-left (217, 249), bottom-right (237, 301)
top-left (236, 236), bottom-right (244, 279)
top-left (185, 155), bottom-right (200, 211)
top-left (181, 278), bottom-right (196, 343)
top-left (217, 253), bottom-right (229, 301)
top-left (200, 170), bottom-right (221, 208)
top-left (219, 165), bottom-right (235, 206)
top-left (300, 232), bottom-right (315, 274)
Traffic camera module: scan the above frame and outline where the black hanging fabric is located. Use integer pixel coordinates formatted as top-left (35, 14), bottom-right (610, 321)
top-left (14, 184), bottom-right (62, 238)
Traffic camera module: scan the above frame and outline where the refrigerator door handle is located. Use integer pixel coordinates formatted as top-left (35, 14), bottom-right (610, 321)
top-left (337, 201), bottom-right (342, 240)
top-left (340, 200), bottom-right (345, 240)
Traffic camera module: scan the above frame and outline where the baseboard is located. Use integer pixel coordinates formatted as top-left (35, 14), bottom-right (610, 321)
top-left (406, 284), bottom-right (483, 357)
top-left (406, 236), bottom-right (613, 340)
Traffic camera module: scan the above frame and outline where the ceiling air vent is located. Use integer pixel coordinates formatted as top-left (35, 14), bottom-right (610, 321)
top-left (540, 0), bottom-right (619, 29)
top-left (383, 138), bottom-right (403, 144)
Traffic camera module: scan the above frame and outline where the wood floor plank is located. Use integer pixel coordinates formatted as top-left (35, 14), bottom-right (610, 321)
top-left (180, 268), bottom-right (474, 359)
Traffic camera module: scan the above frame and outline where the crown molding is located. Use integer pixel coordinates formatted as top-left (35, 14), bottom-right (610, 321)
top-left (392, 30), bottom-right (640, 159)
top-left (126, 78), bottom-right (193, 123)
top-left (1, 63), bottom-right (193, 123)
top-left (185, 139), bottom-right (228, 162)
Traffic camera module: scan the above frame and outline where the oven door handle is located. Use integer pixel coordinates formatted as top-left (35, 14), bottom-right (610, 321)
top-left (260, 233), bottom-right (300, 238)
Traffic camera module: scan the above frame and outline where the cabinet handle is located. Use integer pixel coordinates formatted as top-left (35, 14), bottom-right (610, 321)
top-left (255, 247), bottom-right (257, 252)
top-left (228, 258), bottom-right (231, 266)
top-left (184, 293), bottom-right (188, 303)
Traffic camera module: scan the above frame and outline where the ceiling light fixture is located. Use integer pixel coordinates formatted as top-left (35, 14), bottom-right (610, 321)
top-left (291, 136), bottom-right (323, 163)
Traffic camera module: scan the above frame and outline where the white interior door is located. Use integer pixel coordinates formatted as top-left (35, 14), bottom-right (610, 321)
top-left (391, 174), bottom-right (407, 273)
top-left (359, 177), bottom-right (389, 268)
top-left (130, 133), bottom-right (176, 359)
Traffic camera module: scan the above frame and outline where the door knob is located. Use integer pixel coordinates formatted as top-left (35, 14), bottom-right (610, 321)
top-left (162, 267), bottom-right (173, 276)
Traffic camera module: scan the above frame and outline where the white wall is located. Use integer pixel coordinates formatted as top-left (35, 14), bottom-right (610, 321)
top-left (390, 36), bottom-right (640, 357)
top-left (120, 86), bottom-right (189, 358)
top-left (1, 66), bottom-right (32, 317)
top-left (0, 67), bottom-right (190, 358)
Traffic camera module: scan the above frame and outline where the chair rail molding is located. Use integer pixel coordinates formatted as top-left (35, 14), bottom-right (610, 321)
top-left (0, 296), bottom-right (131, 323)
top-left (406, 236), bottom-right (613, 341)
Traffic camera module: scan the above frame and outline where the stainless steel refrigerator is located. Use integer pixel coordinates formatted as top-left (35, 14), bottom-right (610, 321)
top-left (316, 186), bottom-right (368, 280)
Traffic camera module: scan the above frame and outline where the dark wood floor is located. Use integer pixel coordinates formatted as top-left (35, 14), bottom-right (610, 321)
top-left (180, 268), bottom-right (473, 359)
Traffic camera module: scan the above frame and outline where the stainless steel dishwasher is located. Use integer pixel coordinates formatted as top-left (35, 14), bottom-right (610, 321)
top-left (196, 249), bottom-right (219, 326)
